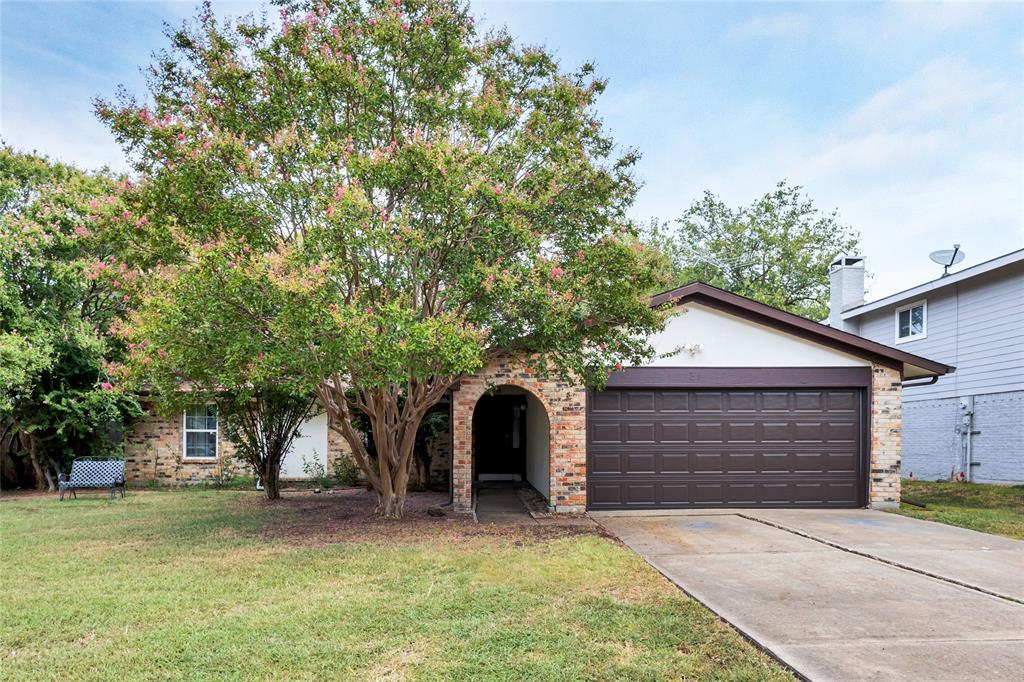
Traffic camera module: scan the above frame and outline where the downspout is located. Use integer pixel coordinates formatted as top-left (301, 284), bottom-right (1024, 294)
top-left (901, 375), bottom-right (939, 388)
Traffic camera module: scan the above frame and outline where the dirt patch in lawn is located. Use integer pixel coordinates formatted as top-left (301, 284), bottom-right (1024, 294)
top-left (249, 488), bottom-right (606, 546)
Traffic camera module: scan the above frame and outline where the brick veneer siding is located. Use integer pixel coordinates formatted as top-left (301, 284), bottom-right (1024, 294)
top-left (451, 354), bottom-right (586, 513)
top-left (869, 364), bottom-right (903, 508)
top-left (124, 408), bottom-right (244, 484)
top-left (425, 403), bottom-right (452, 487)
top-left (127, 404), bottom-right (439, 488)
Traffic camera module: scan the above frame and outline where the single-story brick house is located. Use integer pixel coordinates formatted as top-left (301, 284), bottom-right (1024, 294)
top-left (123, 282), bottom-right (953, 511)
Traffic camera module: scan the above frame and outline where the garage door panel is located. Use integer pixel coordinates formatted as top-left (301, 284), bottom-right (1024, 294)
top-left (826, 421), bottom-right (858, 442)
top-left (590, 452), bottom-right (622, 474)
top-left (827, 391), bottom-right (858, 411)
top-left (794, 391), bottom-right (826, 411)
top-left (724, 452), bottom-right (757, 473)
top-left (794, 422), bottom-right (826, 442)
top-left (659, 422), bottom-right (689, 442)
top-left (693, 453), bottom-right (723, 473)
top-left (626, 422), bottom-right (656, 443)
top-left (591, 422), bottom-right (622, 443)
top-left (587, 387), bottom-right (864, 509)
top-left (761, 451), bottom-right (792, 473)
top-left (693, 483), bottom-right (725, 504)
top-left (761, 422), bottom-right (792, 442)
top-left (694, 423), bottom-right (724, 443)
top-left (589, 483), bottom-right (622, 505)
top-left (661, 484), bottom-right (690, 505)
top-left (626, 453), bottom-right (656, 473)
top-left (726, 392), bottom-right (758, 412)
top-left (761, 392), bottom-right (791, 411)
top-left (694, 392), bottom-right (724, 412)
top-left (725, 422), bottom-right (757, 442)
top-left (661, 393), bottom-right (690, 412)
top-left (625, 392), bottom-right (656, 412)
top-left (626, 484), bottom-right (656, 505)
top-left (660, 452), bottom-right (690, 473)
top-left (590, 391), bottom-right (622, 413)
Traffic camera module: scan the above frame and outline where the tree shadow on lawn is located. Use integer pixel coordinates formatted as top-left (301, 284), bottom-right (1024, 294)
top-left (248, 488), bottom-right (607, 547)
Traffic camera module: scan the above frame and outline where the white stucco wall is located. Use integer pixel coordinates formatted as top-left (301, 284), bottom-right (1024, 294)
top-left (645, 303), bottom-right (870, 368)
top-left (524, 393), bottom-right (550, 500)
top-left (281, 412), bottom-right (329, 478)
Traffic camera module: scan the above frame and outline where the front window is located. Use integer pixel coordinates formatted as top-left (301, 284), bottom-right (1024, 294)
top-left (895, 301), bottom-right (926, 342)
top-left (183, 405), bottom-right (218, 459)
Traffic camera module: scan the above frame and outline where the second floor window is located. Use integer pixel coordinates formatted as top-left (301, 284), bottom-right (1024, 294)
top-left (896, 301), bottom-right (926, 342)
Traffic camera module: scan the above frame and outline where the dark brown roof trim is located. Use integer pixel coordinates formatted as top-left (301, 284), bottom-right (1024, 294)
top-left (649, 282), bottom-right (954, 377)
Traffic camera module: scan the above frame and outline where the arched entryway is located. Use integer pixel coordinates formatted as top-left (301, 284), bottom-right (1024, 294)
top-left (471, 385), bottom-right (551, 502)
top-left (450, 354), bottom-right (587, 514)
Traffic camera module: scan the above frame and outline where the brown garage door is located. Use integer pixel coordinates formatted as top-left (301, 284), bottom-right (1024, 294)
top-left (587, 388), bottom-right (865, 509)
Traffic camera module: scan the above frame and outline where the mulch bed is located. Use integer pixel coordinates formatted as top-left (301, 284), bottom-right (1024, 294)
top-left (248, 488), bottom-right (606, 546)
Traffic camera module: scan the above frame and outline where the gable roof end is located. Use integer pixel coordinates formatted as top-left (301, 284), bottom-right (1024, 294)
top-left (649, 282), bottom-right (955, 379)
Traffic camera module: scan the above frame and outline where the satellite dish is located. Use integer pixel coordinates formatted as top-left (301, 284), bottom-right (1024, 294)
top-left (930, 245), bottom-right (965, 277)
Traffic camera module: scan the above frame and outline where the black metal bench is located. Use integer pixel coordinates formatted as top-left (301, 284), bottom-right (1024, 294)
top-left (58, 458), bottom-right (126, 500)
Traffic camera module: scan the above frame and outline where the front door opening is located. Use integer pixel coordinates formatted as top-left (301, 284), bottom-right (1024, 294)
top-left (474, 394), bottom-right (527, 482)
top-left (471, 387), bottom-right (551, 503)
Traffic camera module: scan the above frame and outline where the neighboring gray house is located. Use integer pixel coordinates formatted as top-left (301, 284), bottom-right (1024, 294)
top-left (828, 249), bottom-right (1024, 483)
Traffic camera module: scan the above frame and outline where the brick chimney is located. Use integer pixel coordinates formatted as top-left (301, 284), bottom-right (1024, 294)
top-left (829, 256), bottom-right (865, 332)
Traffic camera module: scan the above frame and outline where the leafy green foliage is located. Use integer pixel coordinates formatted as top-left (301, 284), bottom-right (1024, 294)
top-left (217, 388), bottom-right (318, 499)
top-left (650, 181), bottom-right (860, 320)
top-left (0, 147), bottom-right (142, 484)
top-left (97, 0), bottom-right (665, 515)
top-left (332, 453), bottom-right (362, 487)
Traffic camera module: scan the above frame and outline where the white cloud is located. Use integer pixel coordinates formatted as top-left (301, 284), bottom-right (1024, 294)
top-left (630, 55), bottom-right (1023, 298)
top-left (887, 0), bottom-right (994, 33)
top-left (797, 58), bottom-right (1023, 296)
top-left (846, 58), bottom-right (1011, 132)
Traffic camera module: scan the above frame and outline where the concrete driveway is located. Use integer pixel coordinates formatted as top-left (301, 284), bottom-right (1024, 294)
top-left (594, 509), bottom-right (1024, 681)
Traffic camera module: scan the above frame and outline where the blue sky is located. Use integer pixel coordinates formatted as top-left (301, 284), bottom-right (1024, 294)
top-left (2, 1), bottom-right (1022, 298)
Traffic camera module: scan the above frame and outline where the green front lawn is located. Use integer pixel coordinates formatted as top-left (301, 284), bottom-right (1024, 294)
top-left (892, 479), bottom-right (1024, 540)
top-left (0, 490), bottom-right (790, 681)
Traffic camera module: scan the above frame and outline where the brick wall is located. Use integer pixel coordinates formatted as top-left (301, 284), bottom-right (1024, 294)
top-left (869, 364), bottom-right (903, 508)
top-left (972, 391), bottom-right (1024, 483)
top-left (425, 403), bottom-right (452, 487)
top-left (451, 354), bottom-right (586, 513)
top-left (903, 397), bottom-right (961, 480)
top-left (124, 408), bottom-right (244, 484)
top-left (903, 391), bottom-right (1024, 484)
top-left (127, 402), bottom-right (445, 488)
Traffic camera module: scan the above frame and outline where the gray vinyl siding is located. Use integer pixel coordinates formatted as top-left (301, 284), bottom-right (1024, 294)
top-left (852, 262), bottom-right (1024, 402)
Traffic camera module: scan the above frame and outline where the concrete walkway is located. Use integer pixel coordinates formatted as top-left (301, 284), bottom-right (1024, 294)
top-left (475, 486), bottom-right (533, 524)
top-left (595, 510), bottom-right (1024, 681)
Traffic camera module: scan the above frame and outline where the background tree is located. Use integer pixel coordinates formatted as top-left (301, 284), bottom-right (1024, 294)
top-left (650, 181), bottom-right (860, 320)
top-left (98, 0), bottom-right (665, 518)
top-left (0, 147), bottom-right (142, 489)
top-left (217, 390), bottom-right (318, 500)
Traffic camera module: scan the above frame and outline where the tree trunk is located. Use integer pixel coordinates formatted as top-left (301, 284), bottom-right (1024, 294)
top-left (42, 466), bottom-right (56, 493)
top-left (260, 461), bottom-right (281, 500)
top-left (28, 456), bottom-right (45, 490)
top-left (378, 488), bottom-right (406, 518)
top-left (315, 375), bottom-right (453, 519)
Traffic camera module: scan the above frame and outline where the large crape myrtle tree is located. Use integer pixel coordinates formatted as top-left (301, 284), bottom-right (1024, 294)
top-left (98, 0), bottom-right (665, 517)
